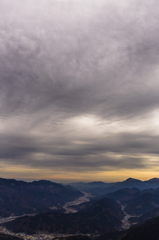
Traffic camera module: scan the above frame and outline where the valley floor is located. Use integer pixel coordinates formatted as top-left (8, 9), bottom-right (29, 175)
top-left (0, 226), bottom-right (95, 240)
top-left (119, 203), bottom-right (135, 230)
top-left (0, 192), bottom-right (93, 240)
top-left (117, 202), bottom-right (141, 230)
top-left (0, 193), bottom-right (139, 240)
top-left (63, 192), bottom-right (91, 213)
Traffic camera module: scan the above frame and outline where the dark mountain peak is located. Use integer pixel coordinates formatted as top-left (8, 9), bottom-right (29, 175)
top-left (89, 181), bottom-right (105, 185)
top-left (31, 180), bottom-right (67, 189)
top-left (125, 178), bottom-right (141, 182)
top-left (0, 178), bottom-right (27, 187)
top-left (147, 178), bottom-right (159, 183)
top-left (31, 179), bottom-right (56, 185)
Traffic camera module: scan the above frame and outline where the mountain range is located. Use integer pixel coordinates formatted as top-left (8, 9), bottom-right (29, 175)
top-left (104, 187), bottom-right (159, 215)
top-left (98, 216), bottom-right (159, 240)
top-left (3, 198), bottom-right (124, 234)
top-left (0, 178), bottom-right (83, 217)
top-left (2, 177), bottom-right (159, 239)
top-left (69, 178), bottom-right (159, 196)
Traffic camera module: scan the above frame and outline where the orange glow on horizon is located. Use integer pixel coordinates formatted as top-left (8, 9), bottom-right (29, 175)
top-left (0, 163), bottom-right (158, 183)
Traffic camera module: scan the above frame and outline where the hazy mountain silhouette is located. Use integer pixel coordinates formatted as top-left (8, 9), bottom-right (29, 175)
top-left (0, 178), bottom-right (83, 217)
top-left (69, 178), bottom-right (159, 196)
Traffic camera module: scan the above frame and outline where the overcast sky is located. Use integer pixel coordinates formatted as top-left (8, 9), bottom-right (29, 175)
top-left (0, 0), bottom-right (159, 182)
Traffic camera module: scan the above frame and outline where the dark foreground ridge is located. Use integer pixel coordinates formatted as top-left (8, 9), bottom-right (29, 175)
top-left (0, 233), bottom-right (22, 240)
top-left (54, 236), bottom-right (91, 240)
top-left (3, 198), bottom-right (124, 234)
top-left (98, 216), bottom-right (159, 240)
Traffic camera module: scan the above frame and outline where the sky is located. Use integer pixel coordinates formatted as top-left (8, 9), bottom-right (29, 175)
top-left (0, 0), bottom-right (159, 182)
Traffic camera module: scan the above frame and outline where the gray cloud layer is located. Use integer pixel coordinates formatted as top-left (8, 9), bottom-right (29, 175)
top-left (0, 0), bottom-right (159, 179)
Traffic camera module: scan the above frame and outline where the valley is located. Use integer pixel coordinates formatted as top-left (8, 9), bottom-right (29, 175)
top-left (1, 177), bottom-right (159, 239)
top-left (120, 203), bottom-right (136, 230)
top-left (63, 192), bottom-right (91, 213)
top-left (0, 193), bottom-right (94, 240)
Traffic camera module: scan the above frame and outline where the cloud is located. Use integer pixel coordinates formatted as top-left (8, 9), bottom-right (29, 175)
top-left (0, 130), bottom-right (158, 173)
top-left (0, 0), bottom-right (159, 180)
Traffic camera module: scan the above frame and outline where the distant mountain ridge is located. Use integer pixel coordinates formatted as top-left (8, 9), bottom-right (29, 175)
top-left (69, 178), bottom-right (159, 196)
